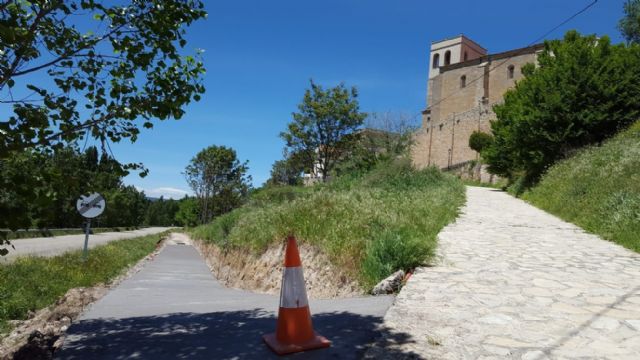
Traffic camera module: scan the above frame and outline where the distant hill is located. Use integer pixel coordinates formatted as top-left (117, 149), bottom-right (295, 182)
top-left (522, 122), bottom-right (640, 252)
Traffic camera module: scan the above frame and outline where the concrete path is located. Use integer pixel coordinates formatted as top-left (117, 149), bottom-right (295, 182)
top-left (367, 186), bottom-right (640, 359)
top-left (56, 233), bottom-right (398, 359)
top-left (1, 227), bottom-right (171, 263)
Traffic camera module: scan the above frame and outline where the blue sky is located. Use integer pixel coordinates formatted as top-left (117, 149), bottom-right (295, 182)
top-left (107, 0), bottom-right (625, 199)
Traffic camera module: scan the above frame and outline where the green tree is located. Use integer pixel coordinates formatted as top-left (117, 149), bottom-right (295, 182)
top-left (619, 0), bottom-right (640, 44)
top-left (1, 146), bottom-right (145, 231)
top-left (175, 197), bottom-right (199, 227)
top-left (184, 146), bottom-right (251, 224)
top-left (268, 153), bottom-right (304, 186)
top-left (101, 186), bottom-right (148, 227)
top-left (0, 1), bottom-right (206, 158)
top-left (280, 80), bottom-right (367, 181)
top-left (0, 150), bottom-right (48, 234)
top-left (144, 197), bottom-right (180, 226)
top-left (0, 0), bottom-right (206, 243)
top-left (484, 31), bottom-right (640, 183)
top-left (468, 131), bottom-right (494, 153)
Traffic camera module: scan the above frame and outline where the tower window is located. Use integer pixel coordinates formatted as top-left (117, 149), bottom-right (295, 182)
top-left (444, 51), bottom-right (451, 66)
top-left (508, 65), bottom-right (515, 79)
top-left (463, 51), bottom-right (468, 61)
top-left (432, 53), bottom-right (440, 69)
top-left (460, 75), bottom-right (467, 88)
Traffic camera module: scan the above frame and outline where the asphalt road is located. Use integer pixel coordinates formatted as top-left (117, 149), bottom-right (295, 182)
top-left (56, 234), bottom-right (396, 359)
top-left (1, 227), bottom-right (172, 263)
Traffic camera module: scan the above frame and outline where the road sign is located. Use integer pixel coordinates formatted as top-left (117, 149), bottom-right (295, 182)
top-left (76, 192), bottom-right (105, 261)
top-left (76, 193), bottom-right (106, 219)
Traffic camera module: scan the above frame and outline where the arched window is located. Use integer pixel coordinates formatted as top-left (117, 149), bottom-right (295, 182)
top-left (508, 65), bottom-right (515, 79)
top-left (463, 51), bottom-right (468, 61)
top-left (460, 75), bottom-right (467, 88)
top-left (444, 51), bottom-right (451, 66)
top-left (432, 53), bottom-right (440, 69)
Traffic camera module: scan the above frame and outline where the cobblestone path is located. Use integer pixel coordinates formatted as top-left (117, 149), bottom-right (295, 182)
top-left (367, 186), bottom-right (640, 359)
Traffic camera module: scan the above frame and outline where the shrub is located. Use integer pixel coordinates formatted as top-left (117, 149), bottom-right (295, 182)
top-left (468, 131), bottom-right (494, 153)
top-left (485, 31), bottom-right (640, 182)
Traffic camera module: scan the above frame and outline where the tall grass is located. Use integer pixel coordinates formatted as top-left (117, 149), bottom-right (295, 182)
top-left (0, 232), bottom-right (167, 335)
top-left (522, 122), bottom-right (640, 252)
top-left (191, 159), bottom-right (465, 289)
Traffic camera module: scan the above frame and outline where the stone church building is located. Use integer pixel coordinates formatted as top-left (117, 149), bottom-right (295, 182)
top-left (411, 35), bottom-right (543, 172)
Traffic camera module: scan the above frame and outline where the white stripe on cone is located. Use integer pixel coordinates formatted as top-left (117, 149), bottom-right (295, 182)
top-left (279, 267), bottom-right (309, 308)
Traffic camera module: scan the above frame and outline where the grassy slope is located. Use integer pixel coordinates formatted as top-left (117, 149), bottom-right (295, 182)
top-left (522, 122), bottom-right (640, 252)
top-left (0, 232), bottom-right (168, 335)
top-left (191, 160), bottom-right (465, 289)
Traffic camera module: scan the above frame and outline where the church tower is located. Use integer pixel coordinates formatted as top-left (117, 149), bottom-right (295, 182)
top-left (426, 35), bottom-right (487, 120)
top-left (428, 35), bottom-right (487, 79)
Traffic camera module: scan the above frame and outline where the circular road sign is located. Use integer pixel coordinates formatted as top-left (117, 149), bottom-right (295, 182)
top-left (76, 193), bottom-right (106, 218)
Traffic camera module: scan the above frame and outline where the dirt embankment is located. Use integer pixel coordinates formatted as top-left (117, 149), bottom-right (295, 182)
top-left (194, 240), bottom-right (363, 299)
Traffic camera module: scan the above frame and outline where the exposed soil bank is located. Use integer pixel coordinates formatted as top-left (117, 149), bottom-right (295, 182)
top-left (194, 240), bottom-right (363, 299)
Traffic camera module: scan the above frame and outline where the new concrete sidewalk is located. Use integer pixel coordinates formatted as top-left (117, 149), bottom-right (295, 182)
top-left (56, 234), bottom-right (400, 359)
top-left (1, 227), bottom-right (171, 263)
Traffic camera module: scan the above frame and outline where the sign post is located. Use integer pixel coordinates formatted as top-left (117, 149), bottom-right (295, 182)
top-left (76, 193), bottom-right (106, 261)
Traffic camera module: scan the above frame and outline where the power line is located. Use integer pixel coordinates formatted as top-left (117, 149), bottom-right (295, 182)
top-left (421, 0), bottom-right (599, 118)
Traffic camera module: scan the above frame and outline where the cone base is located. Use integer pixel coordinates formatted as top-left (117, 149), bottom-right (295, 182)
top-left (263, 332), bottom-right (331, 355)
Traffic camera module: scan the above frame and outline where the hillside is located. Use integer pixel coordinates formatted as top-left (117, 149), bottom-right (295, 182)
top-left (522, 122), bottom-right (640, 252)
top-left (190, 159), bottom-right (465, 289)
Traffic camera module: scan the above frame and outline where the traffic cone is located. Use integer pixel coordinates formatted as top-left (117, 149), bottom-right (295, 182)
top-left (263, 235), bottom-right (331, 355)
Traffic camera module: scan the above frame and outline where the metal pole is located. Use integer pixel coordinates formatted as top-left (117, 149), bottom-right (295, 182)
top-left (83, 219), bottom-right (91, 262)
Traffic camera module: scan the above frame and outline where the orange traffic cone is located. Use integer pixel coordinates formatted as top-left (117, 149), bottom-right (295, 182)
top-left (263, 235), bottom-right (331, 355)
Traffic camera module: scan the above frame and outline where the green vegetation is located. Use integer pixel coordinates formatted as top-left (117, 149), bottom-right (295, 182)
top-left (191, 160), bottom-right (464, 289)
top-left (1, 0), bottom-right (205, 248)
top-left (184, 145), bottom-right (251, 224)
top-left (333, 114), bottom-right (418, 178)
top-left (1, 145), bottom-right (190, 247)
top-left (619, 0), bottom-right (640, 45)
top-left (468, 131), bottom-right (494, 154)
top-left (280, 80), bottom-right (367, 182)
top-left (0, 232), bottom-right (168, 335)
top-left (267, 156), bottom-right (305, 186)
top-left (1, 1), bottom-right (205, 159)
top-left (483, 31), bottom-right (640, 186)
top-left (522, 122), bottom-right (640, 252)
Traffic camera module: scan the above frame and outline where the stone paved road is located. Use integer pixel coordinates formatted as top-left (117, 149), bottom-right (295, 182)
top-left (367, 186), bottom-right (640, 360)
top-left (57, 233), bottom-right (398, 359)
top-left (1, 227), bottom-right (172, 263)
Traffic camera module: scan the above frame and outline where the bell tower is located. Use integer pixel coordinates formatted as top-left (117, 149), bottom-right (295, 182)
top-left (428, 35), bottom-right (487, 79)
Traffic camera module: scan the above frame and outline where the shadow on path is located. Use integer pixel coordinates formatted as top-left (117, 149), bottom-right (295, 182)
top-left (56, 309), bottom-right (421, 359)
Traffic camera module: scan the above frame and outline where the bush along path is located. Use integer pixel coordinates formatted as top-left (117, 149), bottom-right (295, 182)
top-left (366, 186), bottom-right (640, 359)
